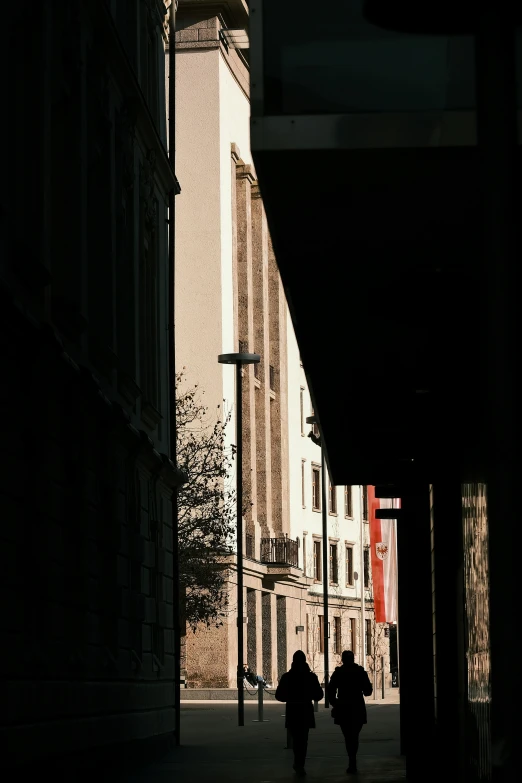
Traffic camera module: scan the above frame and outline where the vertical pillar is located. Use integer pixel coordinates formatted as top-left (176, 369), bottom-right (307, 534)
top-left (235, 159), bottom-right (258, 547)
top-left (251, 183), bottom-right (273, 538)
top-left (431, 480), bottom-right (466, 779)
top-left (231, 145), bottom-right (241, 355)
top-left (397, 483), bottom-right (435, 780)
top-left (262, 591), bottom-right (275, 685)
top-left (270, 593), bottom-right (278, 683)
top-left (247, 588), bottom-right (257, 669)
top-left (268, 234), bottom-right (290, 535)
top-left (475, 10), bottom-right (519, 780)
top-left (255, 588), bottom-right (264, 678)
top-left (276, 595), bottom-right (287, 678)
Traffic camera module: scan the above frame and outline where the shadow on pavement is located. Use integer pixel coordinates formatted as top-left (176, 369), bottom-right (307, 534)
top-left (123, 702), bottom-right (405, 782)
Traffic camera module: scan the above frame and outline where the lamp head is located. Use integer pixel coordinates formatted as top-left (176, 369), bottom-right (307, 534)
top-left (218, 352), bottom-right (261, 365)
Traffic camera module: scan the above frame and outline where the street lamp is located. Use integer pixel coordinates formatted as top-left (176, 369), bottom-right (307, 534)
top-left (306, 414), bottom-right (330, 707)
top-left (218, 351), bottom-right (261, 727)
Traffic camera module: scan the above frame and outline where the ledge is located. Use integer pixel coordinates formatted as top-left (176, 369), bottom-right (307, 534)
top-left (262, 564), bottom-right (303, 584)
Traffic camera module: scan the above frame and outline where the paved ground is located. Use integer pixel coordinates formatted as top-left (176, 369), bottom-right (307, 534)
top-left (125, 698), bottom-right (404, 783)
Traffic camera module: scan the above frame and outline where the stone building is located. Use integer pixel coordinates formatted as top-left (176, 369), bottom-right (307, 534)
top-left (175, 0), bottom-right (386, 689)
top-left (1, 0), bottom-right (183, 770)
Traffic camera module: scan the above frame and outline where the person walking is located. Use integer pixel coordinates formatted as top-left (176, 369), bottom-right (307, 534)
top-left (327, 650), bottom-right (373, 774)
top-left (276, 650), bottom-right (324, 777)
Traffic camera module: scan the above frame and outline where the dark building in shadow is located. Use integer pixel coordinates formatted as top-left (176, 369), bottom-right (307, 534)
top-left (1, 0), bottom-right (183, 772)
top-left (249, 2), bottom-right (521, 782)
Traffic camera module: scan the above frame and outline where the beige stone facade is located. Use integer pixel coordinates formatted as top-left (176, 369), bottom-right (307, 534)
top-left (175, 0), bottom-right (391, 689)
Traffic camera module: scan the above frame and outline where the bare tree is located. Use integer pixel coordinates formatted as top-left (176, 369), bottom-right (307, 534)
top-left (176, 371), bottom-right (239, 631)
top-left (305, 598), bottom-right (323, 676)
top-left (366, 616), bottom-right (390, 696)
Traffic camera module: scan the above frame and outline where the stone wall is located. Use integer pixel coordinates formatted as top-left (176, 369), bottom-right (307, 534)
top-left (1, 311), bottom-right (183, 766)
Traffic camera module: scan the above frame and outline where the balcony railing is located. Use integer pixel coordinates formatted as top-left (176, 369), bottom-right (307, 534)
top-left (246, 533), bottom-right (255, 559)
top-left (260, 537), bottom-right (298, 568)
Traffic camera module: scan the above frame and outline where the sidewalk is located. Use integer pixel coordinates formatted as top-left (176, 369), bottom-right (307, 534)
top-left (124, 700), bottom-right (405, 783)
top-left (180, 689), bottom-right (401, 705)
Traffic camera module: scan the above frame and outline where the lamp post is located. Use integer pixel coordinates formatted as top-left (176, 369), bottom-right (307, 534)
top-left (218, 351), bottom-right (261, 727)
top-left (306, 415), bottom-right (330, 707)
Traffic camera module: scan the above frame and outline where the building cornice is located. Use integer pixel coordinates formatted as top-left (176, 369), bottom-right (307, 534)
top-left (178, 0), bottom-right (249, 28)
top-left (176, 8), bottom-right (249, 100)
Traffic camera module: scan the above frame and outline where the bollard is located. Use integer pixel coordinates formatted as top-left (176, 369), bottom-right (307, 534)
top-left (253, 685), bottom-right (269, 723)
top-left (314, 700), bottom-right (318, 713)
top-left (381, 656), bottom-right (385, 700)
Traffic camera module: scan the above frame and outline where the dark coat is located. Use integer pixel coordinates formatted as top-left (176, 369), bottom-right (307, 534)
top-left (275, 667), bottom-right (324, 729)
top-left (327, 663), bottom-right (373, 726)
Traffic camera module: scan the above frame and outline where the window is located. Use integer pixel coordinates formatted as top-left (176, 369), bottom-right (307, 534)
top-left (313, 540), bottom-right (321, 581)
top-left (362, 485), bottom-right (369, 520)
top-left (329, 543), bottom-right (338, 584)
top-left (300, 387), bottom-right (305, 435)
top-left (350, 618), bottom-right (357, 652)
top-left (364, 547), bottom-right (370, 588)
top-left (329, 482), bottom-right (337, 514)
top-left (319, 614), bottom-right (325, 653)
top-left (334, 616), bottom-right (342, 655)
top-left (306, 613), bottom-right (309, 653)
top-left (366, 619), bottom-right (372, 656)
top-left (269, 365), bottom-right (275, 391)
top-left (303, 533), bottom-right (307, 576)
top-left (301, 460), bottom-right (306, 507)
top-left (312, 465), bottom-right (321, 511)
top-left (345, 485), bottom-right (353, 517)
top-left (345, 545), bottom-right (354, 586)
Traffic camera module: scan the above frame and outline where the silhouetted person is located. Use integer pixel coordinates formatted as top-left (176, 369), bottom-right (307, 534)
top-left (276, 650), bottom-right (324, 777)
top-left (327, 650), bottom-right (373, 774)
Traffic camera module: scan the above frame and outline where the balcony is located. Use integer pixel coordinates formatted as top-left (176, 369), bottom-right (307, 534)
top-left (260, 537), bottom-right (301, 585)
top-left (261, 537), bottom-right (298, 568)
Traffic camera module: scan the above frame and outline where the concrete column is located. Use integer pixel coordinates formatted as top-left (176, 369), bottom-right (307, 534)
top-left (276, 595), bottom-right (288, 679)
top-left (227, 575), bottom-right (246, 685)
top-left (230, 145), bottom-right (241, 356)
top-left (255, 588), bottom-right (263, 677)
top-left (270, 593), bottom-right (278, 684)
top-left (246, 588), bottom-right (257, 669)
top-left (431, 480), bottom-right (466, 779)
top-left (251, 183), bottom-right (272, 539)
top-left (268, 234), bottom-right (290, 536)
top-left (397, 483), bottom-right (435, 780)
top-left (475, 12), bottom-right (519, 780)
top-left (261, 591), bottom-right (273, 684)
top-left (235, 159), bottom-right (258, 549)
